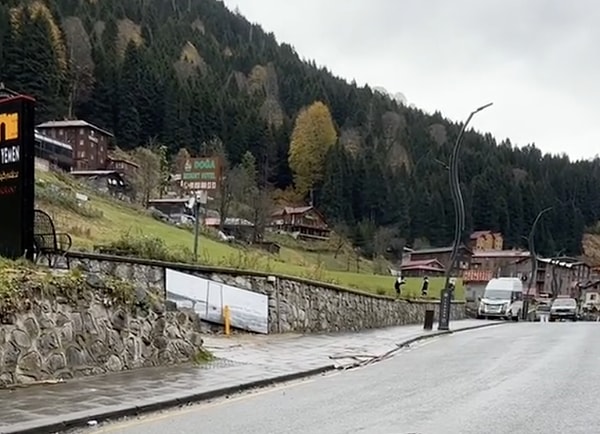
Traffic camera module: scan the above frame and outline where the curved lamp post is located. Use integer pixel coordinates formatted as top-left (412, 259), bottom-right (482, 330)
top-left (438, 102), bottom-right (493, 331)
top-left (521, 207), bottom-right (553, 319)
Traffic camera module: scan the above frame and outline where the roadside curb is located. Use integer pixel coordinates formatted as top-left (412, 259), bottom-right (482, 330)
top-left (2, 322), bottom-right (503, 434)
top-left (2, 365), bottom-right (335, 434)
top-left (334, 321), bottom-right (505, 370)
top-left (398, 321), bottom-right (505, 348)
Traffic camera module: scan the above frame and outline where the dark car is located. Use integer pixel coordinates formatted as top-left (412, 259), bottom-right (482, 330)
top-left (550, 298), bottom-right (578, 322)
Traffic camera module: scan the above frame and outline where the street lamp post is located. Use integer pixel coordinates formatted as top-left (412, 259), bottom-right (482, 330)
top-left (438, 102), bottom-right (493, 331)
top-left (521, 207), bottom-right (553, 320)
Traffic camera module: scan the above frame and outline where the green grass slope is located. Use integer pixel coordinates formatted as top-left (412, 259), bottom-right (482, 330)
top-left (34, 171), bottom-right (463, 300)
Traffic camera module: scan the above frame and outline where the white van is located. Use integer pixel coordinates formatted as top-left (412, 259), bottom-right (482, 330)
top-left (477, 277), bottom-right (524, 320)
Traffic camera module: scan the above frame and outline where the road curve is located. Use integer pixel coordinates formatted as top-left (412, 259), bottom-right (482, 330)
top-left (88, 323), bottom-right (599, 434)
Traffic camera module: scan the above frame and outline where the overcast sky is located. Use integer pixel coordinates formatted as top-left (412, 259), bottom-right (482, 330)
top-left (222, 0), bottom-right (600, 160)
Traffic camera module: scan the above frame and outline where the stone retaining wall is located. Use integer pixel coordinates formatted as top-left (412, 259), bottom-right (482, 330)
top-left (0, 281), bottom-right (204, 387)
top-left (69, 252), bottom-right (466, 334)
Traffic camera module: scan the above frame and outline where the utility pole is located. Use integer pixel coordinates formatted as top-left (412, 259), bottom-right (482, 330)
top-left (192, 190), bottom-right (208, 262)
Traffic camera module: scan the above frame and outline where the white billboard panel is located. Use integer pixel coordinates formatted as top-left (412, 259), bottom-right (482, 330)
top-left (165, 268), bottom-right (269, 334)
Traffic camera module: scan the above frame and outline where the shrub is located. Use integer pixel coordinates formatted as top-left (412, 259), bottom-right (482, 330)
top-left (103, 232), bottom-right (194, 263)
top-left (0, 258), bottom-right (136, 316)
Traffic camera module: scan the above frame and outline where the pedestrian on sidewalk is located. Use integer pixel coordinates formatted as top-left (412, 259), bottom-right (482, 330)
top-left (395, 276), bottom-right (405, 298)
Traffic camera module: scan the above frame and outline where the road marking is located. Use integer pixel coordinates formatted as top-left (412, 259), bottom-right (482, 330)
top-left (93, 377), bottom-right (318, 433)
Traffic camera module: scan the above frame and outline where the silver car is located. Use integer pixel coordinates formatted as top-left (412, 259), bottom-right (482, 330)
top-left (550, 298), bottom-right (578, 322)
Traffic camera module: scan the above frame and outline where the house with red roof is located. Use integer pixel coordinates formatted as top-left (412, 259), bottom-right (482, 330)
top-left (400, 258), bottom-right (445, 277)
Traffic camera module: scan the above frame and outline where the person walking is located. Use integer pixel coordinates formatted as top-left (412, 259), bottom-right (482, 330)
top-left (421, 276), bottom-right (429, 297)
top-left (395, 276), bottom-right (406, 298)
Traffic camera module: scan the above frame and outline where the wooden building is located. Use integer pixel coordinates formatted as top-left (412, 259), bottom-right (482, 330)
top-left (408, 245), bottom-right (473, 274)
top-left (470, 249), bottom-right (531, 274)
top-left (469, 230), bottom-right (504, 251)
top-left (513, 256), bottom-right (592, 296)
top-left (106, 156), bottom-right (139, 178)
top-left (400, 259), bottom-right (445, 277)
top-left (270, 206), bottom-right (330, 240)
top-left (34, 130), bottom-right (73, 172)
top-left (36, 120), bottom-right (113, 170)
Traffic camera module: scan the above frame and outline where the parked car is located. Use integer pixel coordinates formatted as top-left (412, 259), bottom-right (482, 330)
top-left (549, 297), bottom-right (579, 321)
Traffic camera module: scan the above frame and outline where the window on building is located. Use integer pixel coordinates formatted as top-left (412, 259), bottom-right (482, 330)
top-left (78, 151), bottom-right (85, 158)
top-left (79, 139), bottom-right (84, 146)
top-left (80, 128), bottom-right (85, 135)
top-left (58, 129), bottom-right (63, 136)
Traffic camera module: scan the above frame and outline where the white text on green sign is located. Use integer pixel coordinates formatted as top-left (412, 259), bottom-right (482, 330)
top-left (185, 159), bottom-right (217, 171)
top-left (182, 172), bottom-right (216, 180)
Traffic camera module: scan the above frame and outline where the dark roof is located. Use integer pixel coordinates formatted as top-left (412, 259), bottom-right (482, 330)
top-left (108, 156), bottom-right (139, 168)
top-left (272, 206), bottom-right (313, 216)
top-left (401, 265), bottom-right (445, 272)
top-left (401, 259), bottom-right (445, 269)
top-left (271, 205), bottom-right (329, 226)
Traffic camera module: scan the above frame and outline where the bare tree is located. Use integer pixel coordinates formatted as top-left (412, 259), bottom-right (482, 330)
top-left (217, 164), bottom-right (239, 232)
top-left (329, 224), bottom-right (349, 259)
top-left (131, 147), bottom-right (161, 207)
top-left (197, 138), bottom-right (232, 231)
top-left (173, 147), bottom-right (191, 174)
top-left (373, 226), bottom-right (396, 259)
top-left (248, 188), bottom-right (273, 242)
top-left (229, 151), bottom-right (273, 242)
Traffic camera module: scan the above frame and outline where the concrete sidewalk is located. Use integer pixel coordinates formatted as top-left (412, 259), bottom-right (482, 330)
top-left (0, 319), bottom-right (501, 434)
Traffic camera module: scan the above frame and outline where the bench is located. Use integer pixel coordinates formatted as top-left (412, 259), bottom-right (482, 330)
top-left (33, 209), bottom-right (72, 269)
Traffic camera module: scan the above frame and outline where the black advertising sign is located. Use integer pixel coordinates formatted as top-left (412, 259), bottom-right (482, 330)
top-left (0, 93), bottom-right (35, 260)
top-left (438, 288), bottom-right (452, 330)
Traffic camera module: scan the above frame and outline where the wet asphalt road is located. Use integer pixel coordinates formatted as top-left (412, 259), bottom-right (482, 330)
top-left (89, 323), bottom-right (599, 434)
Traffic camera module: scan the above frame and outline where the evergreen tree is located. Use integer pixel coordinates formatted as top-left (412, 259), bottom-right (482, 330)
top-left (2, 0), bottom-right (599, 257)
top-left (117, 41), bottom-right (143, 147)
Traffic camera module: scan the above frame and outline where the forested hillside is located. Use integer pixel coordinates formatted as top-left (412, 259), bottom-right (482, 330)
top-left (0, 0), bottom-right (598, 257)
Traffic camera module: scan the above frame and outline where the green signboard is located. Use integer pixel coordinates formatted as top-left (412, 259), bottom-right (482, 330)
top-left (181, 157), bottom-right (221, 192)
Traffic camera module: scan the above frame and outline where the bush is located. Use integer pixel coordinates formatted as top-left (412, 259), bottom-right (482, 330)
top-left (217, 250), bottom-right (271, 271)
top-left (103, 232), bottom-right (194, 263)
top-left (0, 258), bottom-right (136, 316)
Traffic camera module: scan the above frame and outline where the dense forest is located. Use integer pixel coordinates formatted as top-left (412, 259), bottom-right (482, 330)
top-left (0, 0), bottom-right (597, 257)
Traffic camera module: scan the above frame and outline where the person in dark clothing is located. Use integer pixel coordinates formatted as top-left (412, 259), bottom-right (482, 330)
top-left (395, 277), bottom-right (406, 298)
top-left (421, 276), bottom-right (429, 297)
